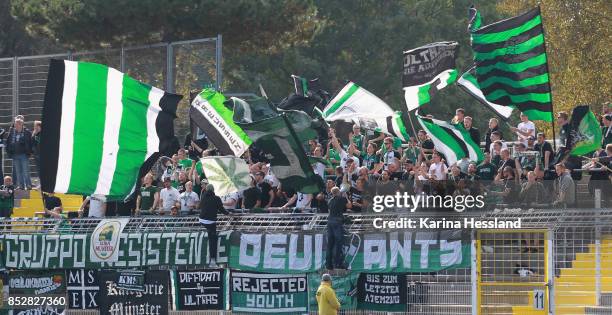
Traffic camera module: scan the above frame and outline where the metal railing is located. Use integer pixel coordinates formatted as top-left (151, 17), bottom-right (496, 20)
top-left (2, 208), bottom-right (612, 234)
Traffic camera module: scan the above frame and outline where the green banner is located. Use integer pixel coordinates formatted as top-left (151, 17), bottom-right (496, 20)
top-left (1, 230), bottom-right (469, 272)
top-left (230, 272), bottom-right (308, 314)
top-left (308, 272), bottom-right (358, 311)
top-left (228, 230), bottom-right (470, 273)
top-left (0, 231), bottom-right (230, 269)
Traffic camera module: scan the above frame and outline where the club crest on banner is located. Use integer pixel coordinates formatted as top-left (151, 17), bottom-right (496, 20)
top-left (89, 218), bottom-right (130, 263)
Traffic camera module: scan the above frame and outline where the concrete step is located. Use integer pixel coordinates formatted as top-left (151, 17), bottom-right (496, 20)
top-left (554, 293), bottom-right (596, 306)
top-left (556, 305), bottom-right (587, 315)
top-left (481, 305), bottom-right (514, 315)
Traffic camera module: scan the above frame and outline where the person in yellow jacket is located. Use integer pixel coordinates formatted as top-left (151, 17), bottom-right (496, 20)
top-left (316, 273), bottom-right (341, 315)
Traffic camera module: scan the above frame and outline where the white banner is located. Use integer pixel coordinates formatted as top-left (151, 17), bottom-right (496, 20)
top-left (89, 218), bottom-right (130, 263)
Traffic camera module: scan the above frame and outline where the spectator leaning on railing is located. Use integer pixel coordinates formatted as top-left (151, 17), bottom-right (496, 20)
top-left (42, 192), bottom-right (64, 219)
top-left (179, 181), bottom-right (199, 215)
top-left (136, 173), bottom-right (159, 215)
top-left (79, 195), bottom-right (106, 218)
top-left (159, 177), bottom-right (180, 215)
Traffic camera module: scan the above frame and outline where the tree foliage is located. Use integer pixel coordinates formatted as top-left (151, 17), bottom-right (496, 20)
top-left (6, 0), bottom-right (608, 136)
top-left (497, 0), bottom-right (611, 115)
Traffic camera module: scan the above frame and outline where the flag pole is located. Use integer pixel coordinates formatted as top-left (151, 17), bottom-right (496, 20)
top-left (538, 5), bottom-right (557, 152)
top-left (406, 110), bottom-right (420, 144)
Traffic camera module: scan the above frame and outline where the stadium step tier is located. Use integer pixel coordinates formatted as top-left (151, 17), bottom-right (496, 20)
top-left (11, 190), bottom-right (83, 218)
top-left (552, 238), bottom-right (612, 315)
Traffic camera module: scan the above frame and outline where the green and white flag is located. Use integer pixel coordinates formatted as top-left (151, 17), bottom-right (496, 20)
top-left (201, 156), bottom-right (251, 196)
top-left (40, 60), bottom-right (181, 199)
top-left (457, 67), bottom-right (514, 119)
top-left (469, 6), bottom-right (553, 121)
top-left (568, 105), bottom-right (602, 156)
top-left (323, 82), bottom-right (410, 141)
top-left (190, 89), bottom-right (252, 157)
top-left (403, 42), bottom-right (459, 111)
top-left (238, 114), bottom-right (323, 194)
top-left (417, 114), bottom-right (484, 165)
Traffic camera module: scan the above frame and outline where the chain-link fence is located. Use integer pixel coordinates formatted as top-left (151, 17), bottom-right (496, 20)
top-left (0, 36), bottom-right (222, 178)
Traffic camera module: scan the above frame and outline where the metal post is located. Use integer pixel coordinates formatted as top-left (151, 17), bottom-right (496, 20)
top-left (12, 57), bottom-right (18, 117)
top-left (547, 228), bottom-right (555, 315)
top-left (595, 226), bottom-right (601, 306)
top-left (471, 229), bottom-right (478, 315)
top-left (120, 47), bottom-right (126, 72)
top-left (166, 43), bottom-right (174, 93)
top-left (215, 34), bottom-right (223, 91)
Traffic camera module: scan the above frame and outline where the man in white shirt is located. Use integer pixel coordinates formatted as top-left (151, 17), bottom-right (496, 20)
top-left (79, 195), bottom-right (106, 218)
top-left (262, 163), bottom-right (280, 188)
top-left (380, 137), bottom-right (400, 171)
top-left (429, 152), bottom-right (448, 181)
top-left (488, 131), bottom-right (508, 153)
top-left (282, 192), bottom-right (313, 210)
top-left (511, 112), bottom-right (536, 146)
top-left (179, 181), bottom-right (199, 215)
top-left (159, 177), bottom-right (180, 215)
top-left (220, 191), bottom-right (239, 210)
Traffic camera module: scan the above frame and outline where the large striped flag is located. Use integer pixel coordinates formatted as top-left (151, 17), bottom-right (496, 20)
top-left (469, 6), bottom-right (553, 121)
top-left (190, 88), bottom-right (252, 157)
top-left (324, 82), bottom-right (410, 142)
top-left (403, 42), bottom-right (459, 111)
top-left (416, 114), bottom-right (484, 165)
top-left (457, 67), bottom-right (514, 119)
top-left (40, 60), bottom-right (181, 199)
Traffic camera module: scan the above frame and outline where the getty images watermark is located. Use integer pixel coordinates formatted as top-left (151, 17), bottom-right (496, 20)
top-left (371, 192), bottom-right (522, 229)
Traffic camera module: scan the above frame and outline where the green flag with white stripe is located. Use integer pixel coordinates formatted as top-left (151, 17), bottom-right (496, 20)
top-left (416, 114), bottom-right (484, 166)
top-left (40, 59), bottom-right (181, 199)
top-left (324, 82), bottom-right (411, 142)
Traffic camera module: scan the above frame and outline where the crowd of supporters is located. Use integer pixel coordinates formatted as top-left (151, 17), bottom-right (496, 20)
top-left (0, 103), bottom-right (610, 220)
top-left (37, 104), bottom-right (608, 219)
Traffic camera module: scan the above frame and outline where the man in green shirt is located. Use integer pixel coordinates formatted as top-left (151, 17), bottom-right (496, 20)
top-left (477, 152), bottom-right (498, 182)
top-left (177, 148), bottom-right (194, 170)
top-left (402, 138), bottom-right (421, 164)
top-left (0, 176), bottom-right (14, 218)
top-left (136, 173), bottom-right (159, 215)
top-left (350, 124), bottom-right (366, 154)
